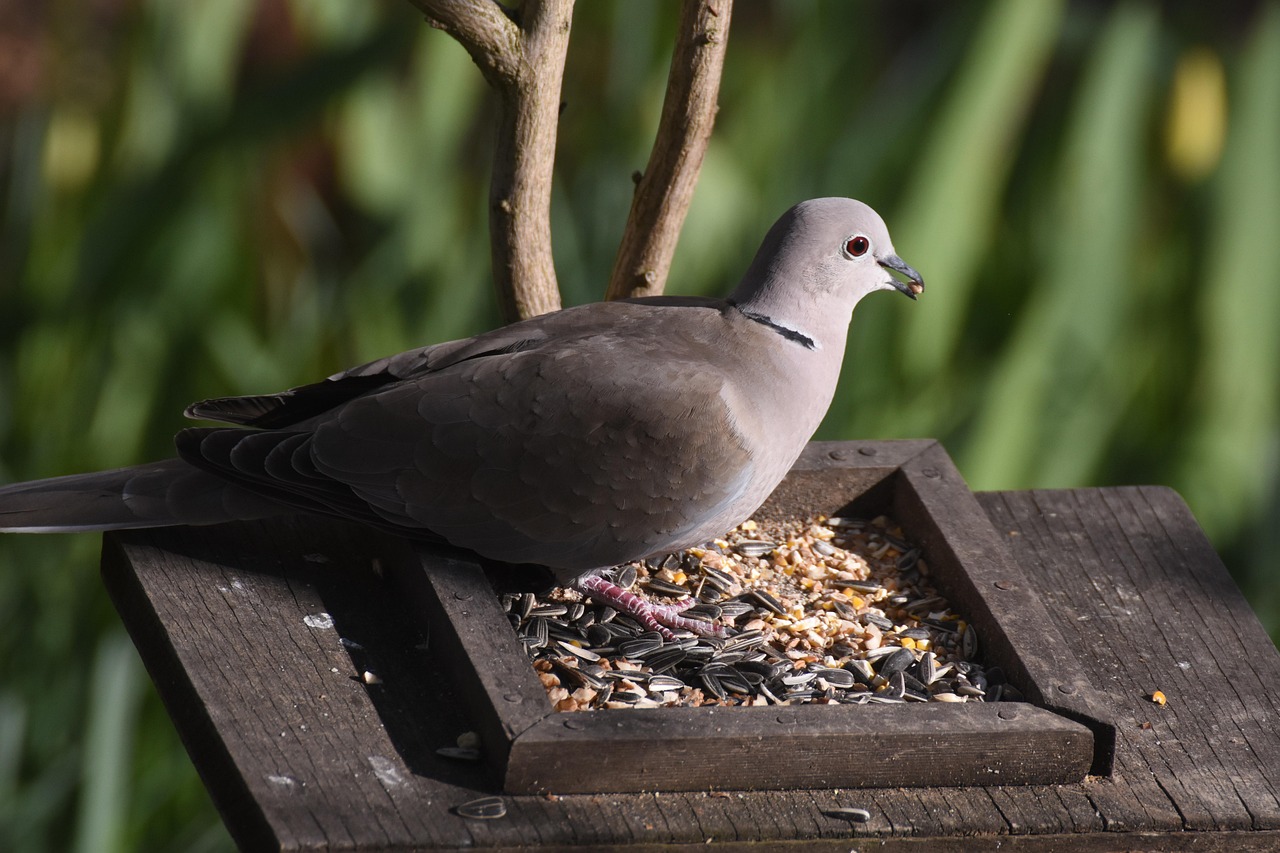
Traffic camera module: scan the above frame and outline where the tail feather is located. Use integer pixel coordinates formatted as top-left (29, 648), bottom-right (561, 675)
top-left (0, 459), bottom-right (287, 533)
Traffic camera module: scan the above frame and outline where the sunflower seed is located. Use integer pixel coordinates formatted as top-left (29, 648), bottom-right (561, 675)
top-left (557, 641), bottom-right (601, 662)
top-left (843, 659), bottom-right (875, 684)
top-left (908, 595), bottom-right (947, 613)
top-left (642, 646), bottom-right (688, 673)
top-left (614, 565), bottom-right (638, 589)
top-left (700, 672), bottom-right (727, 700)
top-left (617, 634), bottom-right (666, 658)
top-left (676, 607), bottom-right (717, 623)
top-left (895, 548), bottom-right (921, 570)
top-left (823, 807), bottom-right (871, 822)
top-left (717, 600), bottom-right (755, 620)
top-left (735, 659), bottom-right (781, 679)
top-left (962, 624), bottom-right (980, 659)
top-left (646, 674), bottom-right (686, 693)
top-left (700, 586), bottom-right (727, 605)
top-left (832, 601), bottom-right (858, 621)
top-left (700, 565), bottom-right (737, 592)
top-left (812, 539), bottom-right (837, 557)
top-left (750, 589), bottom-right (786, 615)
top-left (546, 620), bottom-right (583, 642)
top-left (814, 668), bottom-right (856, 688)
top-left (877, 648), bottom-right (914, 677)
top-left (644, 578), bottom-right (690, 597)
top-left (455, 796), bottom-right (506, 819)
top-left (715, 669), bottom-right (753, 694)
top-left (862, 612), bottom-right (894, 631)
top-left (919, 651), bottom-right (938, 684)
top-left (530, 603), bottom-right (567, 618)
top-left (782, 671), bottom-right (816, 686)
top-left (437, 746), bottom-right (481, 761)
top-left (584, 624), bottom-right (613, 647)
top-left (720, 628), bottom-right (765, 652)
top-left (736, 540), bottom-right (777, 557)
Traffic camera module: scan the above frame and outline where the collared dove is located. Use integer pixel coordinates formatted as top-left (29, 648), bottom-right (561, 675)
top-left (0, 198), bottom-right (922, 636)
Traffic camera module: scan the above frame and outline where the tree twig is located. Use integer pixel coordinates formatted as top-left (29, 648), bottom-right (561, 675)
top-left (410, 0), bottom-right (572, 321)
top-left (606, 0), bottom-right (733, 301)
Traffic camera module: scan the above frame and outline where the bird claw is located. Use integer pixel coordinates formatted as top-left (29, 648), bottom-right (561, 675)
top-left (574, 574), bottom-right (731, 640)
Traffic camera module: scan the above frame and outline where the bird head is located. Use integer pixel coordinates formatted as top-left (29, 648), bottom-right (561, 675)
top-left (731, 198), bottom-right (924, 339)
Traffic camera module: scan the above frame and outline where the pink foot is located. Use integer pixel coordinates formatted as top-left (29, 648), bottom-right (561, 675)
top-left (575, 574), bottom-right (730, 640)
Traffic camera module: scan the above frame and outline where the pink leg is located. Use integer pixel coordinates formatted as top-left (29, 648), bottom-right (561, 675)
top-left (575, 574), bottom-right (730, 640)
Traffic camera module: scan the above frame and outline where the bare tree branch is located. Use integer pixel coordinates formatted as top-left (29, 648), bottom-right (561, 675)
top-left (606, 0), bottom-right (733, 302)
top-left (410, 0), bottom-right (572, 321)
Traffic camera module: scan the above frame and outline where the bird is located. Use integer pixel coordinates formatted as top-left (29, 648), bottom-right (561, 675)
top-left (0, 197), bottom-right (922, 637)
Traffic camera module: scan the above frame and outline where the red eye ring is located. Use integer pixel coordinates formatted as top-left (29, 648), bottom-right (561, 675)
top-left (845, 235), bottom-right (870, 257)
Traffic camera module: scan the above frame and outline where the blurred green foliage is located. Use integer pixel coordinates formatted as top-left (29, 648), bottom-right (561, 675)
top-left (1, 1), bottom-right (1277, 848)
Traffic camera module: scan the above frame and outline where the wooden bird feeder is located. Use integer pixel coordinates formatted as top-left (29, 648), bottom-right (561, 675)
top-left (100, 440), bottom-right (1280, 851)
top-left (391, 440), bottom-right (1113, 794)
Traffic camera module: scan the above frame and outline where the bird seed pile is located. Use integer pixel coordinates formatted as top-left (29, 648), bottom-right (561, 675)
top-left (503, 515), bottom-right (1018, 711)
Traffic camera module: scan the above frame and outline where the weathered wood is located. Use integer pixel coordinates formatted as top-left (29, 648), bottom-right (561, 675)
top-left (504, 703), bottom-right (1091, 793)
top-left (99, 442), bottom-right (1280, 850)
top-left (405, 440), bottom-right (1107, 793)
top-left (980, 487), bottom-right (1280, 834)
top-left (896, 444), bottom-right (1115, 773)
top-left (388, 546), bottom-right (552, 778)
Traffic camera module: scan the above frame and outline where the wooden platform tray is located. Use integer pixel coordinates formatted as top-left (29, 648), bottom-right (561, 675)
top-left (391, 440), bottom-right (1111, 794)
top-left (98, 443), bottom-right (1280, 851)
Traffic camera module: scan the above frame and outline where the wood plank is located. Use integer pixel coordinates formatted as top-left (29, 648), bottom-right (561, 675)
top-left (977, 487), bottom-right (1280, 834)
top-left (504, 703), bottom-right (1091, 793)
top-left (97, 445), bottom-right (1280, 850)
top-left (103, 520), bottom-right (494, 852)
top-left (387, 545), bottom-right (552, 777)
top-left (898, 445), bottom-right (1115, 773)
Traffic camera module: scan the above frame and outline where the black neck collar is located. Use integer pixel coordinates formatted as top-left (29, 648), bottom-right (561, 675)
top-left (727, 300), bottom-right (816, 350)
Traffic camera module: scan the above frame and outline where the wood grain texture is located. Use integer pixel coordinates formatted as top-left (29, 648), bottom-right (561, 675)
top-left (504, 703), bottom-right (1091, 793)
top-left (100, 444), bottom-right (1280, 850)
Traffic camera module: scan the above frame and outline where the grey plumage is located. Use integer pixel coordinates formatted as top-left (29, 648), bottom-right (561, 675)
top-left (0, 198), bottom-right (923, 587)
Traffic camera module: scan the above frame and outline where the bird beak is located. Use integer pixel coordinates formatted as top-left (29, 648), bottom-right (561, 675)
top-left (878, 255), bottom-right (925, 300)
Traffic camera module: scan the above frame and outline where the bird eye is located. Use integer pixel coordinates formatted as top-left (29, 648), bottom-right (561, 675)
top-left (844, 235), bottom-right (870, 257)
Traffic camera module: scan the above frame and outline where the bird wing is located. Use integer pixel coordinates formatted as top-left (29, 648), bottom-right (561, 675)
top-left (182, 323), bottom-right (558, 428)
top-left (177, 300), bottom-right (756, 575)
